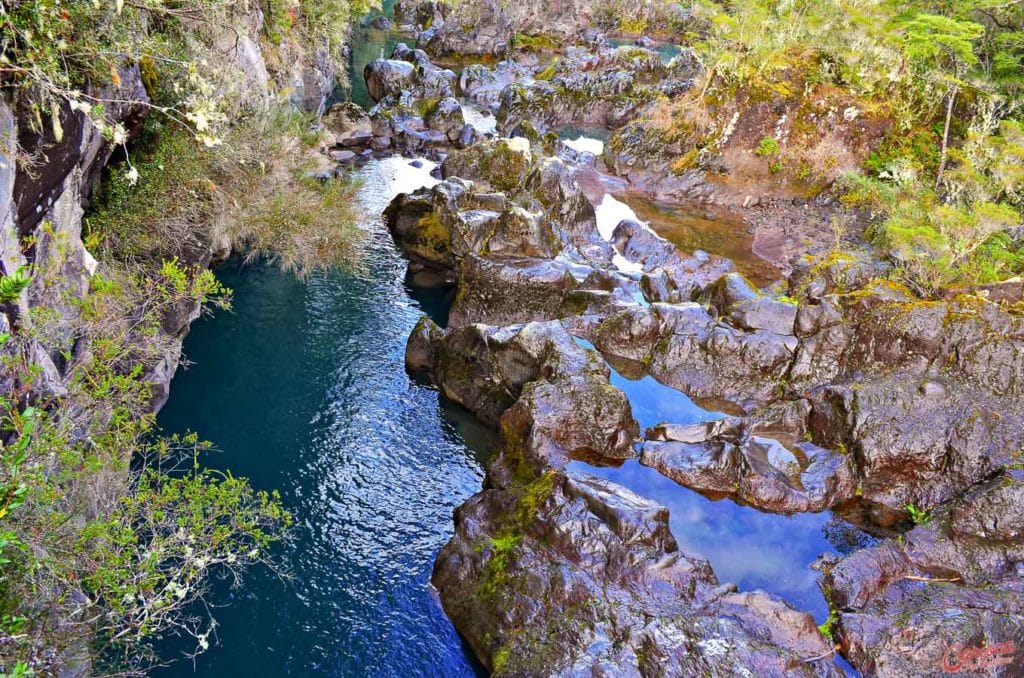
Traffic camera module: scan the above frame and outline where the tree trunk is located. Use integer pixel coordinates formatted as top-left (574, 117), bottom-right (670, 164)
top-left (935, 84), bottom-right (958, 192)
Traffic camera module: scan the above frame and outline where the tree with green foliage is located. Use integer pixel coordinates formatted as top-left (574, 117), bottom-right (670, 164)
top-left (0, 0), bottom-right (374, 672)
top-left (900, 13), bottom-right (985, 189)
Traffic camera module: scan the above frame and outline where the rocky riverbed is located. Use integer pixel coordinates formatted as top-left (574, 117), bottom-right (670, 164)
top-left (313, 5), bottom-right (1024, 676)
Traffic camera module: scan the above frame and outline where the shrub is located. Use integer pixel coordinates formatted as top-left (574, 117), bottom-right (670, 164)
top-left (844, 171), bottom-right (1024, 295)
top-left (0, 267), bottom-right (32, 303)
top-left (235, 174), bottom-right (364, 274)
top-left (87, 111), bottom-right (365, 276)
top-left (756, 137), bottom-right (780, 157)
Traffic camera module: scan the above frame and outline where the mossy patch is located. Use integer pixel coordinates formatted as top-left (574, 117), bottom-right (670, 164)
top-left (511, 32), bottom-right (560, 51)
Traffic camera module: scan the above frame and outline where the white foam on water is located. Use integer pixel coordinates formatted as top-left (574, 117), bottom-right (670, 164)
top-left (562, 135), bottom-right (605, 156)
top-left (612, 253), bottom-right (644, 273)
top-left (355, 156), bottom-right (439, 216)
top-left (594, 193), bottom-right (658, 273)
top-left (461, 105), bottom-right (498, 136)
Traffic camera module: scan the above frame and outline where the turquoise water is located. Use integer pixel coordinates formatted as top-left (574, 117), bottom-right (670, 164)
top-left (154, 157), bottom-right (491, 676)
top-left (348, 29), bottom-right (403, 109)
top-left (608, 38), bottom-right (682, 64)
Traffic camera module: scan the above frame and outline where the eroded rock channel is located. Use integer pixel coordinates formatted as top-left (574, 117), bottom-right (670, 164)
top-left (323, 7), bottom-right (1024, 676)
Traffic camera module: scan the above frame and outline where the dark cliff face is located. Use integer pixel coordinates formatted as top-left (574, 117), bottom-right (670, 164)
top-left (13, 101), bottom-right (88, 238)
top-left (0, 66), bottom-right (153, 402)
top-left (12, 65), bottom-right (150, 238)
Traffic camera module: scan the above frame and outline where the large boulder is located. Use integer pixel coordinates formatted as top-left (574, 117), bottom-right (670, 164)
top-left (424, 97), bottom-right (466, 142)
top-left (364, 59), bottom-right (416, 102)
top-left (385, 180), bottom-right (566, 276)
top-left (322, 102), bottom-right (372, 146)
top-left (499, 374), bottom-right (639, 474)
top-left (410, 319), bottom-right (608, 426)
top-left (441, 137), bottom-right (534, 193)
top-left (449, 255), bottom-right (633, 327)
top-left (384, 179), bottom-right (473, 269)
top-left (495, 46), bottom-right (668, 135)
top-left (458, 61), bottom-right (534, 108)
top-left (808, 377), bottom-right (1024, 515)
top-left (522, 157), bottom-right (613, 263)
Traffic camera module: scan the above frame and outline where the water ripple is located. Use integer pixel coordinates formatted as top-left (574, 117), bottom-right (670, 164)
top-left (154, 156), bottom-right (490, 677)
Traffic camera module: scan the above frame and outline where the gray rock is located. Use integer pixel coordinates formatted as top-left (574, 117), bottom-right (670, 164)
top-left (425, 97), bottom-right (466, 142)
top-left (330, 149), bottom-right (357, 162)
top-left (823, 472), bottom-right (1024, 677)
top-left (364, 59), bottom-right (416, 102)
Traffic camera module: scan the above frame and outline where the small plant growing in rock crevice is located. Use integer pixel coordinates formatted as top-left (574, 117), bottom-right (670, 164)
top-left (818, 607), bottom-right (841, 642)
top-left (0, 266), bottom-right (32, 303)
top-left (755, 136), bottom-right (780, 157)
top-left (905, 502), bottom-right (932, 525)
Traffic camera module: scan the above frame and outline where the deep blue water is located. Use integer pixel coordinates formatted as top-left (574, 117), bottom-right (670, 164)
top-left (154, 158), bottom-right (491, 676)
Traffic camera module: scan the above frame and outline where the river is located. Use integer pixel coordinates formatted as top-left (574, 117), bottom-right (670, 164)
top-left (154, 158), bottom-right (491, 676)
top-left (156, 19), bottom-right (866, 677)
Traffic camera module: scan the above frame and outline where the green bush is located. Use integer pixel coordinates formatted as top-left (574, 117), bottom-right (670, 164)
top-left (755, 136), bottom-right (780, 157)
top-left (87, 111), bottom-right (365, 276)
top-left (843, 172), bottom-right (1024, 295)
top-left (511, 33), bottom-right (560, 51)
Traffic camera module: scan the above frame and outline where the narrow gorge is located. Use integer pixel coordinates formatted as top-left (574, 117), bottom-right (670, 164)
top-left (2, 0), bottom-right (1023, 676)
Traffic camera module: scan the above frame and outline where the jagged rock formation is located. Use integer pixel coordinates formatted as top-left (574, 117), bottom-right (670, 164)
top-left (496, 46), bottom-right (698, 136)
top-left (412, 317), bottom-right (842, 676)
top-left (395, 0), bottom-right (691, 56)
top-left (358, 44), bottom-right (484, 156)
top-left (822, 471), bottom-right (1024, 676)
top-left (382, 91), bottom-right (1024, 675)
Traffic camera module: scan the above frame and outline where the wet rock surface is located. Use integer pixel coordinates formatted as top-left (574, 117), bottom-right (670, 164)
top-left (355, 44), bottom-right (491, 156)
top-left (822, 471), bottom-right (1024, 677)
top-left (364, 11), bottom-right (1024, 675)
top-left (496, 46), bottom-right (696, 136)
top-left (434, 468), bottom-right (844, 677)
top-left (641, 427), bottom-right (858, 514)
